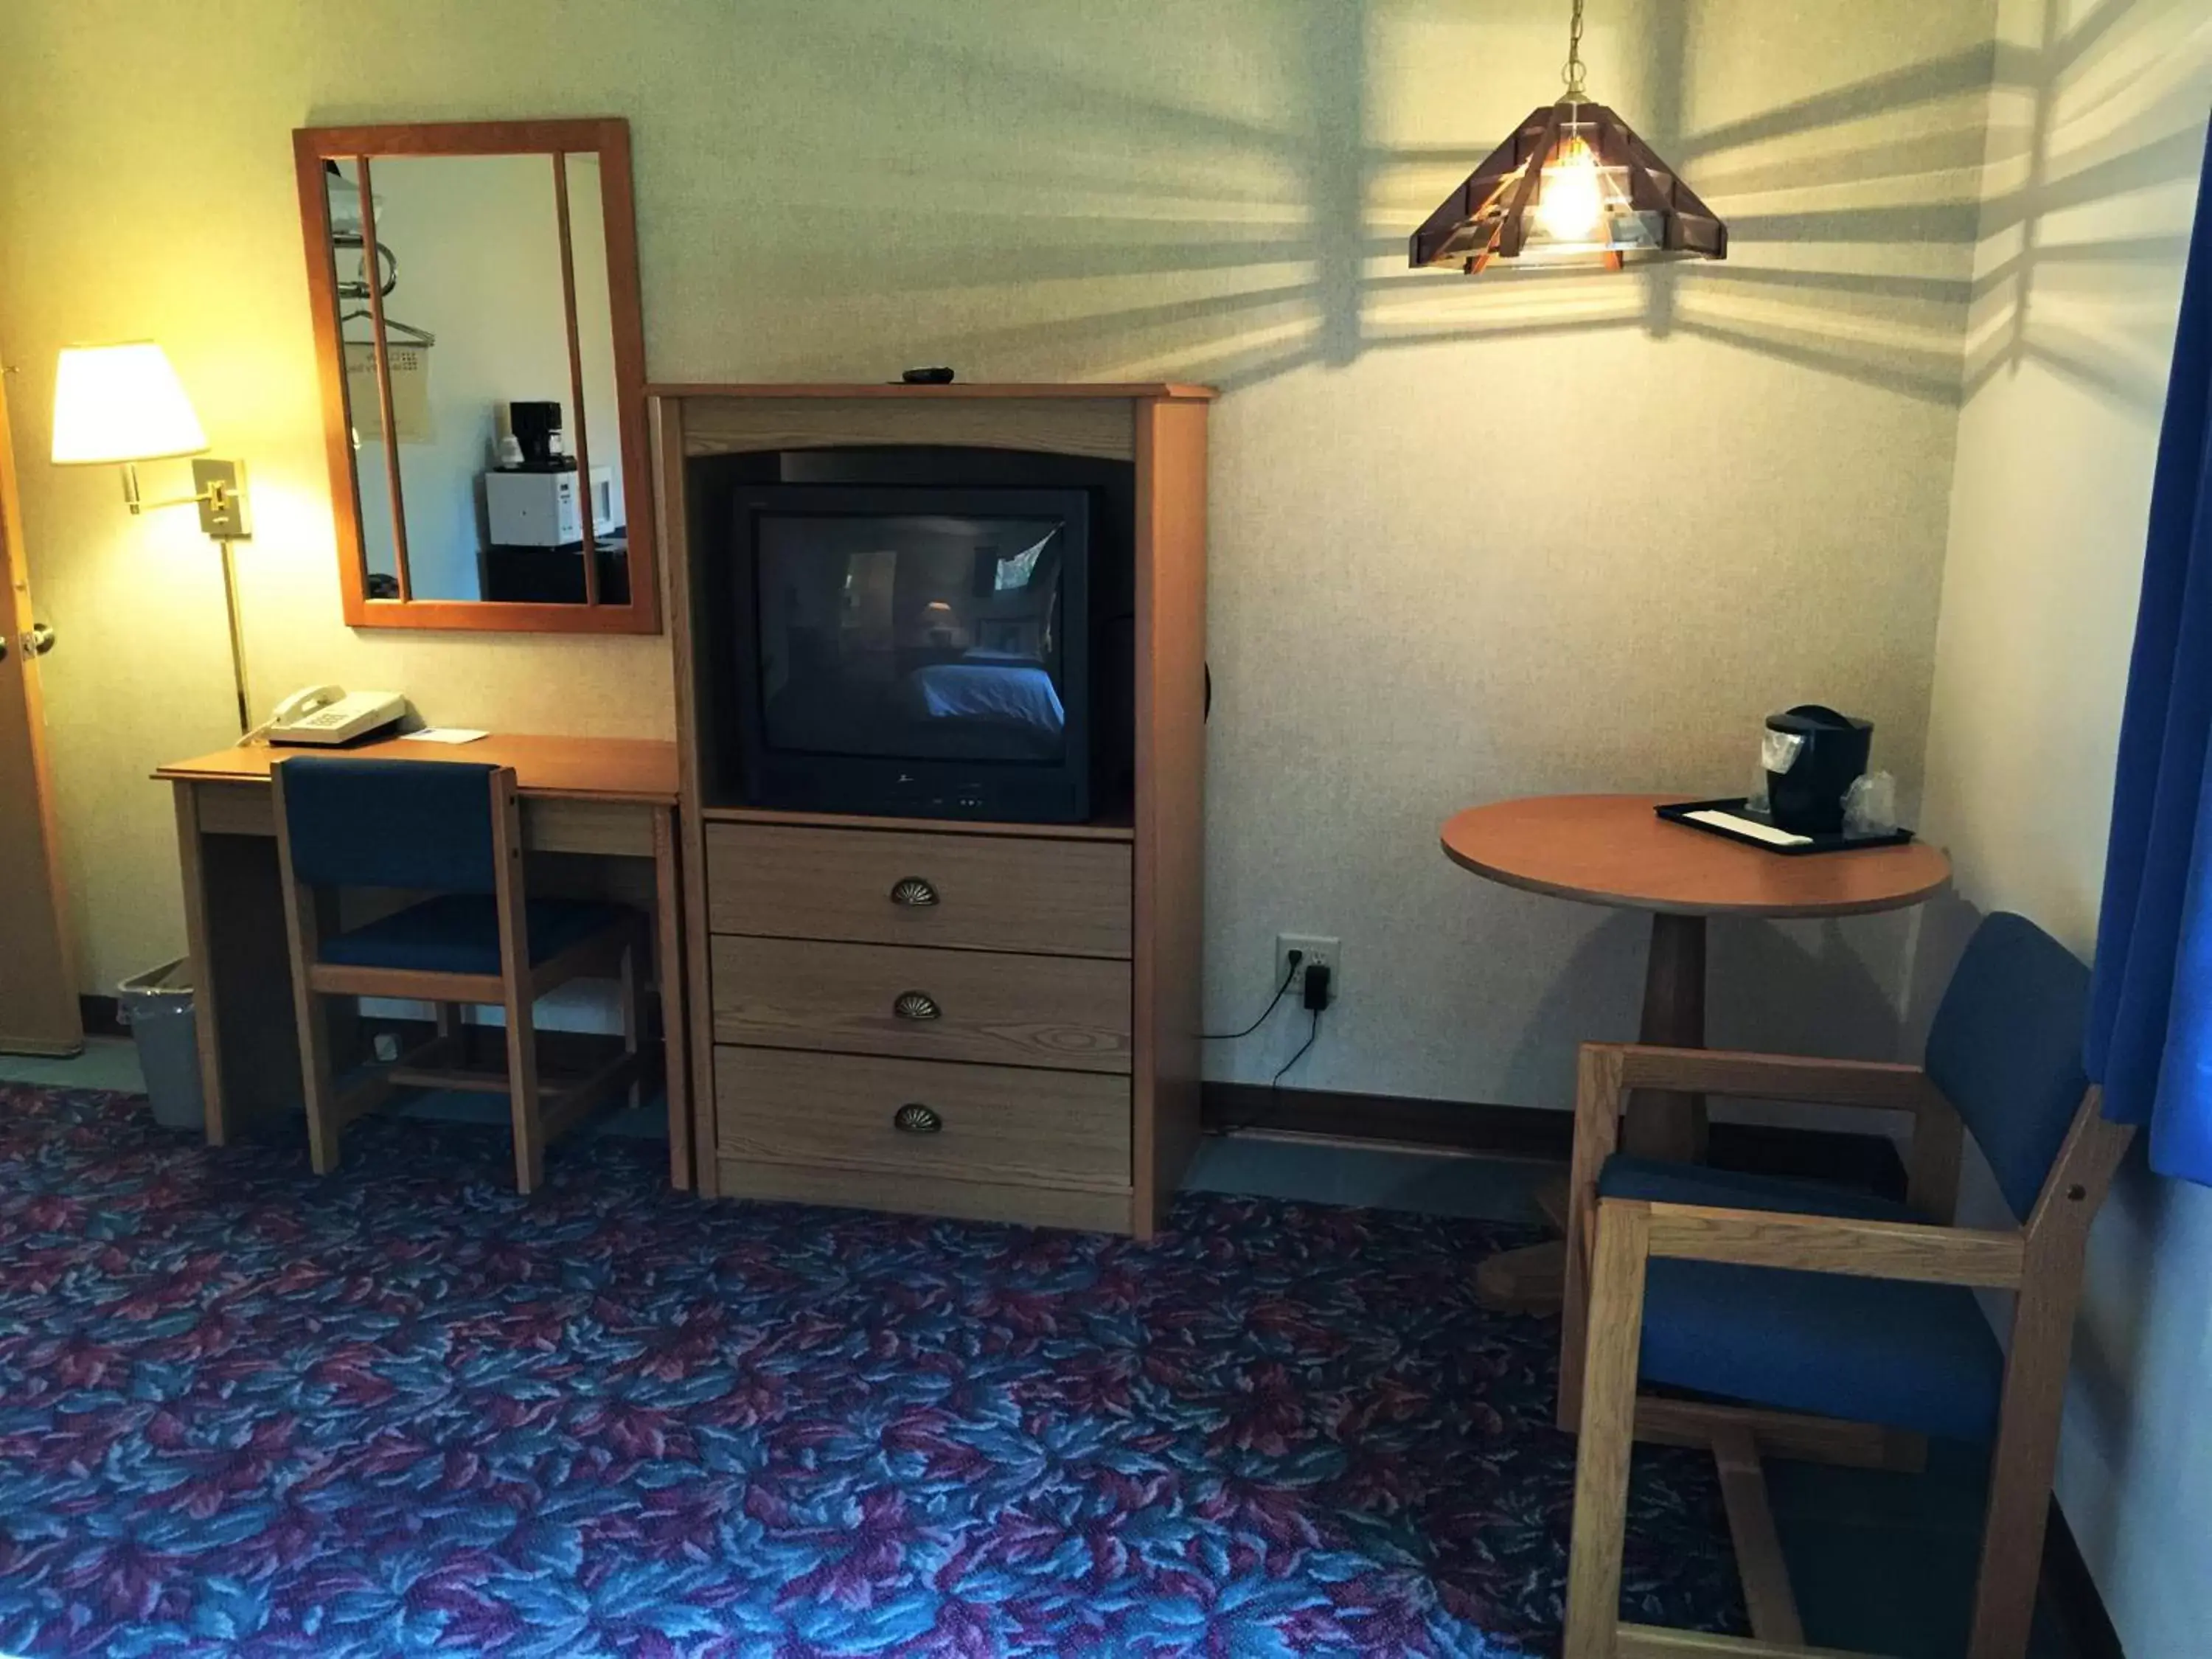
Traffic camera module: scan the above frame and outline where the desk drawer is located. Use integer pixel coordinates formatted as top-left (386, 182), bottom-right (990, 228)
top-left (705, 822), bottom-right (1130, 959)
top-left (525, 797), bottom-right (657, 857)
top-left (192, 782), bottom-right (275, 836)
top-left (182, 779), bottom-right (653, 858)
top-left (715, 1045), bottom-right (1131, 1192)
top-left (711, 935), bottom-right (1130, 1073)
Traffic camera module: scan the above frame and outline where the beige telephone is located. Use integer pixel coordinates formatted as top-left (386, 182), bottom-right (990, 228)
top-left (262, 684), bottom-right (408, 747)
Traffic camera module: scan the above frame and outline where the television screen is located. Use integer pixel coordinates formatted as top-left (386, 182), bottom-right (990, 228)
top-left (723, 477), bottom-right (1098, 824)
top-left (754, 511), bottom-right (1072, 765)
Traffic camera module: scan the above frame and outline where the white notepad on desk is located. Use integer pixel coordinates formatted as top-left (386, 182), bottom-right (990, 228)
top-left (1685, 809), bottom-right (1813, 847)
top-left (400, 727), bottom-right (490, 745)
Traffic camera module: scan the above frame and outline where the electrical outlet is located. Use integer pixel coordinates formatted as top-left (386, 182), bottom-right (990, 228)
top-left (372, 1032), bottom-right (400, 1062)
top-left (1276, 934), bottom-right (1341, 1004)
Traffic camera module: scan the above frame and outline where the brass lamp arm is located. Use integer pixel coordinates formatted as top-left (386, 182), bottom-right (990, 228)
top-left (119, 458), bottom-right (250, 540)
top-left (120, 458), bottom-right (229, 514)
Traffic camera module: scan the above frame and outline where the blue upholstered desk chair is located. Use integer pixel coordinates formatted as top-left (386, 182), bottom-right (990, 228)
top-left (270, 757), bottom-right (647, 1194)
top-left (1556, 912), bottom-right (2135, 1659)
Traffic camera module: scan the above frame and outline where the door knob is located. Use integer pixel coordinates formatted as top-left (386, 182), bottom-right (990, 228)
top-left (24, 622), bottom-right (55, 657)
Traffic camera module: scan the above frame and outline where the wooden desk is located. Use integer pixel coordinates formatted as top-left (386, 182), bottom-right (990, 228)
top-left (156, 734), bottom-right (698, 1189)
top-left (1441, 793), bottom-right (1950, 1310)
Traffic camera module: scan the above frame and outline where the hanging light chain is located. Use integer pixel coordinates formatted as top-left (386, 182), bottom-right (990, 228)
top-left (1562, 0), bottom-right (1588, 101)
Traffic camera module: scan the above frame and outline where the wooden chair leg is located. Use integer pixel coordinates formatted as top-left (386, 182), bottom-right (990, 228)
top-left (294, 989), bottom-right (344, 1175)
top-left (504, 994), bottom-right (545, 1194)
top-left (1559, 1045), bottom-right (1625, 1433)
top-left (1562, 1200), bottom-right (1652, 1659)
top-left (271, 768), bottom-right (344, 1175)
top-left (1966, 1279), bottom-right (2077, 1659)
top-left (1711, 1425), bottom-right (1805, 1646)
top-left (619, 934), bottom-right (643, 1113)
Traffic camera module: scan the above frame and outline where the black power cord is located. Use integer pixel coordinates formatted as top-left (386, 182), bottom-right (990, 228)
top-left (1267, 963), bottom-right (1331, 1088)
top-left (1201, 949), bottom-right (1301, 1041)
top-left (1270, 1007), bottom-right (1323, 1088)
top-left (1213, 961), bottom-right (1332, 1136)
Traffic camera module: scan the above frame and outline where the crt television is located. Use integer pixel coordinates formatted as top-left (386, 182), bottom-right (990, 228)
top-left (726, 484), bottom-right (1092, 823)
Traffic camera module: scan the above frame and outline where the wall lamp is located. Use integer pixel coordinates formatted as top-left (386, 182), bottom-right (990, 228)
top-left (50, 342), bottom-right (258, 733)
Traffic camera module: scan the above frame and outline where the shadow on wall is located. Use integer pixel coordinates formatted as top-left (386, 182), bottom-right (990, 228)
top-left (1494, 908), bottom-right (1910, 1114)
top-left (693, 0), bottom-right (2203, 406)
top-left (1966, 0), bottom-right (2212, 411)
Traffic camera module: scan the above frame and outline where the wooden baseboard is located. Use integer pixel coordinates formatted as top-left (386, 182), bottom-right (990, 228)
top-left (1200, 1082), bottom-right (1910, 1201)
top-left (1203, 1081), bottom-right (1570, 1160)
top-left (2042, 1498), bottom-right (2125, 1659)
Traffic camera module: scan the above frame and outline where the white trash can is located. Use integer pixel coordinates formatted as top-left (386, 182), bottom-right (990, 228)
top-left (117, 959), bottom-right (206, 1132)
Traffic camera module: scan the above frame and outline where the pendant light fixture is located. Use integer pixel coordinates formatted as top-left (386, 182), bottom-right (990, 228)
top-left (1408, 0), bottom-right (1725, 274)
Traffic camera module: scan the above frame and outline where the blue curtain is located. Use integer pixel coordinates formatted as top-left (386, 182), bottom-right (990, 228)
top-left (2087, 125), bottom-right (2212, 1185)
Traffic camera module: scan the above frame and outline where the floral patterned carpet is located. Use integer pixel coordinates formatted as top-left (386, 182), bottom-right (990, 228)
top-left (0, 1083), bottom-right (1742, 1657)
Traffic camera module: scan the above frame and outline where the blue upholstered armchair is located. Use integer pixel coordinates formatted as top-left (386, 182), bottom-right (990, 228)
top-left (1557, 912), bottom-right (2134, 1659)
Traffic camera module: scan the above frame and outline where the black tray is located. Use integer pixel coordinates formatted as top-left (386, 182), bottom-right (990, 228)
top-left (1655, 797), bottom-right (1915, 856)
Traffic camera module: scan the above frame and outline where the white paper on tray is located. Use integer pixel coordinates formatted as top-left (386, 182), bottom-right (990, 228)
top-left (1686, 809), bottom-right (1813, 847)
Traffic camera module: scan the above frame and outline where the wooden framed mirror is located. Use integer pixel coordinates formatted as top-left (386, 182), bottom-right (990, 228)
top-left (293, 119), bottom-right (657, 633)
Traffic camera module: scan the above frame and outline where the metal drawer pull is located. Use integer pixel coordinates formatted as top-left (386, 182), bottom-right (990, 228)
top-left (893, 991), bottom-right (942, 1022)
top-left (889, 877), bottom-right (939, 908)
top-left (894, 1103), bottom-right (943, 1134)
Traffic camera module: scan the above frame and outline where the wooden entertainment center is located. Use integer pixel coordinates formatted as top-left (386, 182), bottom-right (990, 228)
top-left (653, 383), bottom-right (1212, 1238)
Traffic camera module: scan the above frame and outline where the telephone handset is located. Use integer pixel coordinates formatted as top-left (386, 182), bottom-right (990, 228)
top-left (259, 684), bottom-right (408, 747)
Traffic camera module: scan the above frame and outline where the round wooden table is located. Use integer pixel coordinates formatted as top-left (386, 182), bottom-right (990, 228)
top-left (1440, 793), bottom-right (1951, 1311)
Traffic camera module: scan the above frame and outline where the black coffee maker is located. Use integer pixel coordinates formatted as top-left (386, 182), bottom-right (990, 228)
top-left (507, 400), bottom-right (574, 471)
top-left (1764, 705), bottom-right (1872, 835)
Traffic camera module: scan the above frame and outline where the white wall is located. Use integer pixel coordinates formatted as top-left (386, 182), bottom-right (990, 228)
top-left (1916, 1), bottom-right (2212, 1653)
top-left (1208, 0), bottom-right (2000, 1099)
top-left (1, 0), bottom-right (1989, 1106)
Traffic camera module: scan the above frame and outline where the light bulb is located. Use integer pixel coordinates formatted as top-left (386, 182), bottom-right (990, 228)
top-left (1534, 137), bottom-right (1605, 243)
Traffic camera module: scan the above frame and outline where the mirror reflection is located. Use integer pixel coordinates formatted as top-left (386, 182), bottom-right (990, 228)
top-left (319, 148), bottom-right (629, 606)
top-left (324, 159), bottom-right (404, 594)
top-left (560, 153), bottom-right (631, 605)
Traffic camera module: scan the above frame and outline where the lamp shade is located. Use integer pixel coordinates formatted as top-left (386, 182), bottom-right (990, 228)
top-left (1409, 101), bottom-right (1725, 274)
top-left (51, 343), bottom-right (209, 465)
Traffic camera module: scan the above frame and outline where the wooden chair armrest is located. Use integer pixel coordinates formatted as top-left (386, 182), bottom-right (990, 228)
top-left (1600, 1043), bottom-right (1965, 1224)
top-left (1608, 1196), bottom-right (2025, 1287)
top-left (1613, 1046), bottom-right (1951, 1116)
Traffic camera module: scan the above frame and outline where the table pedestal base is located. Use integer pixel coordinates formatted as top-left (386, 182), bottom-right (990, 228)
top-left (1475, 911), bottom-right (1708, 1315)
top-left (1624, 910), bottom-right (1708, 1161)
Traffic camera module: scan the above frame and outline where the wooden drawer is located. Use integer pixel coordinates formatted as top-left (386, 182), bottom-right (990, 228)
top-left (705, 822), bottom-right (1130, 959)
top-left (711, 935), bottom-right (1130, 1072)
top-left (184, 779), bottom-right (656, 857)
top-left (715, 1046), bottom-right (1132, 1193)
top-left (717, 1158), bottom-right (1133, 1234)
